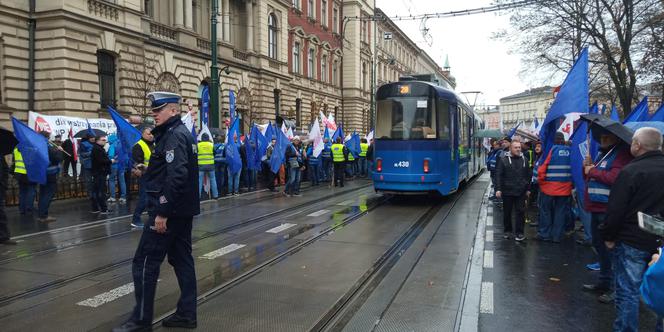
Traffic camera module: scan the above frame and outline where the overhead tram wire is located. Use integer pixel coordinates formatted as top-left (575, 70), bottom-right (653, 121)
top-left (345, 0), bottom-right (540, 22)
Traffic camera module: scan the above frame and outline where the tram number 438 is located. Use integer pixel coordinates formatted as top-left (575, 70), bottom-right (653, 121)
top-left (394, 161), bottom-right (410, 168)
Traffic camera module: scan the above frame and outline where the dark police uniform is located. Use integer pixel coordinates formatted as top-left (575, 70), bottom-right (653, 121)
top-left (126, 114), bottom-right (200, 329)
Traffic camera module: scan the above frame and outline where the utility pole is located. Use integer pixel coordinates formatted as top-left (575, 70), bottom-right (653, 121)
top-left (370, 0), bottom-right (377, 134)
top-left (209, 0), bottom-right (220, 128)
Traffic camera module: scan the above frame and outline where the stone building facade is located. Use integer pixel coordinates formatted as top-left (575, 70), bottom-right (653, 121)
top-left (499, 86), bottom-right (554, 129)
top-left (0, 0), bottom-right (452, 135)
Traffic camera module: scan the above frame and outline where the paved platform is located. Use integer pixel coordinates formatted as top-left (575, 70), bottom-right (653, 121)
top-left (479, 196), bottom-right (660, 332)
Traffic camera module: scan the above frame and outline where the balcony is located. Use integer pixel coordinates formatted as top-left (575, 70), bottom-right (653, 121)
top-left (150, 22), bottom-right (177, 42)
top-left (233, 49), bottom-right (249, 61)
top-left (196, 38), bottom-right (211, 51)
top-left (87, 0), bottom-right (119, 21)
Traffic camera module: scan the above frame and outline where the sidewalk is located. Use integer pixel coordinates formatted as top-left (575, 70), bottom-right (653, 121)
top-left (479, 198), bottom-right (659, 331)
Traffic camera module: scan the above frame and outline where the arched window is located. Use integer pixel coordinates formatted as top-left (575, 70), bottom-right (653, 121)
top-left (321, 55), bottom-right (327, 83)
top-left (97, 51), bottom-right (116, 109)
top-left (268, 14), bottom-right (278, 59)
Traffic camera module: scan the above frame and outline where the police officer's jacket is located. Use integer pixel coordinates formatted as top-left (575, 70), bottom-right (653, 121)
top-left (144, 115), bottom-right (200, 218)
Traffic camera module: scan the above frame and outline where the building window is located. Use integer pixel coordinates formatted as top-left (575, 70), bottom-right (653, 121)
top-left (321, 55), bottom-right (328, 83)
top-left (144, 0), bottom-right (153, 16)
top-left (362, 18), bottom-right (368, 43)
top-left (308, 48), bottom-right (315, 79)
top-left (292, 0), bottom-right (300, 10)
top-left (192, 0), bottom-right (198, 32)
top-left (295, 98), bottom-right (302, 127)
top-left (332, 59), bottom-right (338, 86)
top-left (308, 0), bottom-right (314, 19)
top-left (321, 0), bottom-right (327, 27)
top-left (333, 6), bottom-right (339, 33)
top-left (268, 14), bottom-right (278, 59)
top-left (292, 41), bottom-right (300, 73)
top-left (362, 62), bottom-right (367, 92)
top-left (97, 51), bottom-right (116, 109)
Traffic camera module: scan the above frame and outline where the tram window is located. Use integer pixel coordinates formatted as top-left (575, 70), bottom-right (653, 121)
top-left (436, 99), bottom-right (450, 140)
top-left (376, 98), bottom-right (436, 140)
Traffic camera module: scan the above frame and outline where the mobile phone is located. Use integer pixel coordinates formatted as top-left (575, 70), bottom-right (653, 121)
top-left (637, 212), bottom-right (664, 237)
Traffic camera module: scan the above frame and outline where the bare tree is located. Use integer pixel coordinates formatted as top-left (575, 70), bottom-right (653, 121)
top-left (122, 52), bottom-right (160, 120)
top-left (497, 0), bottom-right (664, 116)
top-left (640, 12), bottom-right (664, 101)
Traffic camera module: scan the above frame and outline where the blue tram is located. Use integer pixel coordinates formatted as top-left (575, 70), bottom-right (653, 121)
top-left (372, 78), bottom-right (485, 195)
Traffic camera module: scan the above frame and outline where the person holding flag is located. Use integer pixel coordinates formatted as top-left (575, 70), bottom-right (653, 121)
top-left (213, 134), bottom-right (227, 196)
top-left (37, 130), bottom-right (64, 223)
top-left (225, 120), bottom-right (243, 196)
top-left (263, 136), bottom-right (278, 192)
top-left (307, 140), bottom-right (321, 186)
top-left (12, 145), bottom-right (37, 215)
top-left (284, 136), bottom-right (304, 196)
top-left (107, 134), bottom-right (127, 204)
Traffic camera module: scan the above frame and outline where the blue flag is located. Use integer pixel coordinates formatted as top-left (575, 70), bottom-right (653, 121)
top-left (600, 104), bottom-right (607, 116)
top-left (345, 132), bottom-right (361, 158)
top-left (323, 126), bottom-right (330, 140)
top-left (623, 97), bottom-right (649, 124)
top-left (201, 85), bottom-right (210, 126)
top-left (252, 124), bottom-right (267, 166)
top-left (332, 125), bottom-right (344, 142)
top-left (225, 119), bottom-right (242, 174)
top-left (269, 127), bottom-right (289, 174)
top-left (86, 120), bottom-right (96, 137)
top-left (539, 48), bottom-right (589, 163)
top-left (570, 103), bottom-right (599, 197)
top-left (650, 104), bottom-right (664, 122)
top-left (264, 122), bottom-right (275, 141)
top-left (108, 107), bottom-right (142, 170)
top-left (610, 105), bottom-right (620, 121)
top-left (12, 117), bottom-right (49, 185)
top-left (507, 122), bottom-right (521, 139)
top-left (229, 89), bottom-right (236, 121)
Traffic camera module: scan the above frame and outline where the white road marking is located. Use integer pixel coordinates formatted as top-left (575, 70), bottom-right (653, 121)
top-left (483, 250), bottom-right (494, 269)
top-left (485, 230), bottom-right (493, 242)
top-left (265, 223), bottom-right (297, 234)
top-left (307, 209), bottom-right (330, 217)
top-left (486, 217), bottom-right (493, 226)
top-left (200, 244), bottom-right (246, 260)
top-left (480, 282), bottom-right (494, 314)
top-left (76, 282), bottom-right (134, 308)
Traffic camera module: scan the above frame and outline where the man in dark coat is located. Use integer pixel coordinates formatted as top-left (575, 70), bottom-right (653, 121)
top-left (600, 127), bottom-right (664, 332)
top-left (90, 134), bottom-right (111, 214)
top-left (114, 92), bottom-right (200, 332)
top-left (495, 140), bottom-right (532, 241)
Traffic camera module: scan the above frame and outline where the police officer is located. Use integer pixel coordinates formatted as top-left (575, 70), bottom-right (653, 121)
top-left (114, 92), bottom-right (200, 332)
top-left (331, 137), bottom-right (348, 187)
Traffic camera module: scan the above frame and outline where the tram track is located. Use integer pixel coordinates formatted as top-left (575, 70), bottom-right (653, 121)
top-left (0, 184), bottom-right (373, 308)
top-left (317, 176), bottom-right (481, 332)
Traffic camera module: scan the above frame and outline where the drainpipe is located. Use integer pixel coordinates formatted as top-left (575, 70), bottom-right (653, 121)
top-left (28, 0), bottom-right (36, 112)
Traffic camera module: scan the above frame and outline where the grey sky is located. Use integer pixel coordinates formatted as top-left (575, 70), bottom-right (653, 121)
top-left (377, 0), bottom-right (535, 107)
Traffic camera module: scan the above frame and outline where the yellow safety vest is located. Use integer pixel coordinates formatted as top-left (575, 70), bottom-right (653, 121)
top-left (136, 139), bottom-right (152, 167)
top-left (13, 148), bottom-right (26, 174)
top-left (331, 143), bottom-right (345, 162)
top-left (348, 151), bottom-right (355, 161)
top-left (197, 141), bottom-right (214, 166)
top-left (360, 143), bottom-right (368, 157)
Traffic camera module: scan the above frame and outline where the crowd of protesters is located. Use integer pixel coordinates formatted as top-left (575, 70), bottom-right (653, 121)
top-left (487, 126), bottom-right (664, 331)
top-left (4, 121), bottom-right (374, 233)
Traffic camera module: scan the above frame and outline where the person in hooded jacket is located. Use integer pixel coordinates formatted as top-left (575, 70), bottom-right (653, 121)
top-left (495, 140), bottom-right (532, 241)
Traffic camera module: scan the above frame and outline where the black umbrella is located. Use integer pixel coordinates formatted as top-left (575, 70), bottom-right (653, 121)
top-left (0, 126), bottom-right (18, 156)
top-left (74, 128), bottom-right (107, 138)
top-left (579, 114), bottom-right (634, 144)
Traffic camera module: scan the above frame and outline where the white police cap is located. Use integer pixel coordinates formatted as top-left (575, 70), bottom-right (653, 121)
top-left (147, 91), bottom-right (181, 110)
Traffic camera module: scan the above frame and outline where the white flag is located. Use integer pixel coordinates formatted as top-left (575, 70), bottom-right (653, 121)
top-left (286, 127), bottom-right (294, 139)
top-left (281, 122), bottom-right (288, 135)
top-left (181, 111), bottom-right (194, 133)
top-left (309, 117), bottom-right (324, 157)
top-left (257, 123), bottom-right (269, 136)
top-left (557, 112), bottom-right (583, 141)
top-left (197, 123), bottom-right (212, 142)
top-left (365, 130), bottom-right (374, 142)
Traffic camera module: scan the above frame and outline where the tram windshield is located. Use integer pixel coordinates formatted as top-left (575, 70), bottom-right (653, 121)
top-left (376, 97), bottom-right (437, 140)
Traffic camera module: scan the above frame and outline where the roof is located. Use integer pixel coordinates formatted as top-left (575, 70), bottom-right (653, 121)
top-left (500, 86), bottom-right (554, 102)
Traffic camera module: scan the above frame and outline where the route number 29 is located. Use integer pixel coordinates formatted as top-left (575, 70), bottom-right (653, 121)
top-left (394, 161), bottom-right (410, 168)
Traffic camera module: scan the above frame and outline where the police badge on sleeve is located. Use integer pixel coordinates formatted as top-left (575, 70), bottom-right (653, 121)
top-left (166, 149), bottom-right (175, 163)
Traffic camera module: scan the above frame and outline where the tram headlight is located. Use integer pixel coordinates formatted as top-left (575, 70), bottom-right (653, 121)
top-left (376, 158), bottom-right (382, 172)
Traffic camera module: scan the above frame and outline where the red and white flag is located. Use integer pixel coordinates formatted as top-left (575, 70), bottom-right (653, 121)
top-left (68, 126), bottom-right (78, 161)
